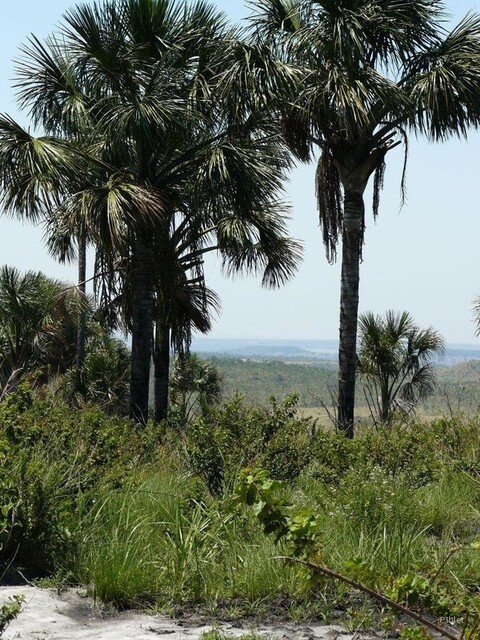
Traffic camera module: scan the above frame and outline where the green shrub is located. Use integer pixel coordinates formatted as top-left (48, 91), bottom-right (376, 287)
top-left (304, 429), bottom-right (357, 484)
top-left (186, 395), bottom-right (315, 493)
top-left (357, 425), bottom-right (440, 487)
top-left (0, 385), bottom-right (161, 573)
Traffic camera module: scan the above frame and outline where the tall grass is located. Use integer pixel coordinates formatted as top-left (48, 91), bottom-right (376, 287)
top-left (76, 416), bottom-right (480, 617)
top-left (77, 466), bottom-right (307, 608)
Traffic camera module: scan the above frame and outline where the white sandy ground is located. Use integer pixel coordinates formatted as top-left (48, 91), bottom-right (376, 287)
top-left (0, 586), bottom-right (381, 640)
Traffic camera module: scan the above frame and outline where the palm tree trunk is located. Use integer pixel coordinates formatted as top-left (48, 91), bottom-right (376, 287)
top-left (337, 190), bottom-right (364, 438)
top-left (154, 321), bottom-right (170, 423)
top-left (130, 231), bottom-right (155, 425)
top-left (76, 232), bottom-right (87, 395)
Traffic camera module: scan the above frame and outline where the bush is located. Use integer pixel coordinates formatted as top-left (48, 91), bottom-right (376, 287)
top-left (0, 384), bottom-right (160, 573)
top-left (50, 333), bottom-right (131, 414)
top-left (186, 395), bottom-right (315, 494)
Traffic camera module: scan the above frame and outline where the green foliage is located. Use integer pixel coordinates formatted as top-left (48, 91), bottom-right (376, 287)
top-left (399, 627), bottom-right (431, 640)
top-left (357, 311), bottom-right (445, 425)
top-left (356, 425), bottom-right (441, 488)
top-left (204, 356), bottom-right (337, 408)
top-left (235, 438), bottom-right (480, 633)
top-left (200, 632), bottom-right (264, 640)
top-left (185, 419), bottom-right (225, 496)
top-left (0, 384), bottom-right (159, 572)
top-left (54, 332), bottom-right (130, 414)
top-left (235, 469), bottom-right (319, 558)
top-left (0, 595), bottom-right (24, 636)
top-left (197, 354), bottom-right (480, 420)
top-left (78, 467), bottom-right (307, 608)
top-left (5, 388), bottom-right (480, 630)
top-left (186, 395), bottom-right (314, 494)
top-left (0, 265), bottom-right (87, 389)
top-left (170, 353), bottom-right (222, 423)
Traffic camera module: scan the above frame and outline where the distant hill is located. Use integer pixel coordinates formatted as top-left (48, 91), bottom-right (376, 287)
top-left (192, 338), bottom-right (480, 365)
top-left (230, 345), bottom-right (316, 357)
top-left (191, 337), bottom-right (338, 357)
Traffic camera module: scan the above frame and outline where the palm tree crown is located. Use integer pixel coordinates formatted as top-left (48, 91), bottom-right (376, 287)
top-left (0, 265), bottom-right (87, 390)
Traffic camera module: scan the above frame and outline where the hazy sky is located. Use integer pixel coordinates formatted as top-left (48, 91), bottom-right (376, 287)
top-left (1, 0), bottom-right (480, 344)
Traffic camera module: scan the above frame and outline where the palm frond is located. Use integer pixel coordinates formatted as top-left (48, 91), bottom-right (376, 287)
top-left (0, 115), bottom-right (81, 219)
top-left (406, 12), bottom-right (480, 140)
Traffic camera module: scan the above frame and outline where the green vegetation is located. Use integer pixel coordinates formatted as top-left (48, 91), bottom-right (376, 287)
top-left (204, 356), bottom-right (337, 408)
top-left (2, 385), bottom-right (480, 637)
top-left (0, 0), bottom-right (301, 425)
top-left (0, 265), bottom-right (84, 389)
top-left (357, 311), bottom-right (445, 424)
top-left (200, 354), bottom-right (480, 419)
top-left (1, 1), bottom-right (480, 638)
top-left (246, 0), bottom-right (480, 436)
top-left (0, 595), bottom-right (23, 636)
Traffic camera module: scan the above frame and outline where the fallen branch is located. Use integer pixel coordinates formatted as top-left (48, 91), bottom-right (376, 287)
top-left (276, 556), bottom-right (461, 640)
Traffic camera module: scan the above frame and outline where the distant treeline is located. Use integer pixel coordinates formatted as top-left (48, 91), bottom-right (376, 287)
top-left (203, 355), bottom-right (480, 415)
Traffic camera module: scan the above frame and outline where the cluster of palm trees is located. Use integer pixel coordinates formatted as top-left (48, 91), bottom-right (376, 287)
top-left (1, 0), bottom-right (480, 433)
top-left (0, 0), bottom-right (301, 424)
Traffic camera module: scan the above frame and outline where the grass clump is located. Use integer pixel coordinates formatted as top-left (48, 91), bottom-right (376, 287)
top-left (78, 466), bottom-right (308, 609)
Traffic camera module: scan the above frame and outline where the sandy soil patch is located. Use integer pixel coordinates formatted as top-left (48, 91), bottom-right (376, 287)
top-left (0, 586), bottom-right (380, 640)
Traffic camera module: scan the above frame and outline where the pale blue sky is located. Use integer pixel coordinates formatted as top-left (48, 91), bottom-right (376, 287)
top-left (1, 0), bottom-right (480, 343)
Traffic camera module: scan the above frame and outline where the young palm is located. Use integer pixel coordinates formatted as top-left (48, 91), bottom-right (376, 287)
top-left (244, 0), bottom-right (480, 436)
top-left (170, 353), bottom-right (222, 424)
top-left (357, 310), bottom-right (445, 424)
top-left (0, 265), bottom-right (88, 389)
top-left (1, 0), bottom-right (301, 424)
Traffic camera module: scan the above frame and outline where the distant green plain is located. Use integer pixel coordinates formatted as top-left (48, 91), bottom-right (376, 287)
top-left (202, 355), bottom-right (480, 420)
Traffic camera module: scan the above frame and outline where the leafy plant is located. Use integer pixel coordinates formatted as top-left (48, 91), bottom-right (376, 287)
top-left (0, 385), bottom-right (160, 573)
top-left (0, 595), bottom-right (24, 637)
top-left (235, 468), bottom-right (475, 640)
top-left (170, 354), bottom-right (222, 423)
top-left (186, 395), bottom-right (314, 495)
top-left (357, 311), bottom-right (445, 425)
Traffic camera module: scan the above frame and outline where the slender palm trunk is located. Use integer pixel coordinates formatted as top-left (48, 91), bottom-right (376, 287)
top-left (380, 384), bottom-right (391, 424)
top-left (75, 232), bottom-right (87, 395)
top-left (337, 190), bottom-right (364, 438)
top-left (154, 320), bottom-right (170, 423)
top-left (130, 231), bottom-right (155, 425)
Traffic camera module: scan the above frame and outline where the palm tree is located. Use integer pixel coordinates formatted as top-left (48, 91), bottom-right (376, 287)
top-left (97, 185), bottom-right (301, 422)
top-left (0, 265), bottom-right (87, 390)
top-left (357, 310), bottom-right (445, 424)
top-left (170, 353), bottom-right (222, 423)
top-left (244, 0), bottom-right (480, 436)
top-left (0, 0), bottom-right (301, 425)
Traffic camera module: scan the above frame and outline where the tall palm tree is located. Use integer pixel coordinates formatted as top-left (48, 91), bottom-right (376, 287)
top-left (1, 0), bottom-right (301, 424)
top-left (357, 310), bottom-right (445, 424)
top-left (97, 183), bottom-right (301, 422)
top-left (243, 0), bottom-right (480, 436)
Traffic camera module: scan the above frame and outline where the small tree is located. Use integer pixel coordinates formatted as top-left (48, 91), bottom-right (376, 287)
top-left (169, 353), bottom-right (222, 424)
top-left (357, 311), bottom-right (445, 425)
